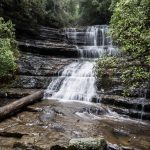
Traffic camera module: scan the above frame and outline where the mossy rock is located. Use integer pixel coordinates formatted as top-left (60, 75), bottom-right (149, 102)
top-left (68, 137), bottom-right (107, 150)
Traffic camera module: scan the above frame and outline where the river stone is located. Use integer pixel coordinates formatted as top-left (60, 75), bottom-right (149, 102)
top-left (69, 137), bottom-right (107, 150)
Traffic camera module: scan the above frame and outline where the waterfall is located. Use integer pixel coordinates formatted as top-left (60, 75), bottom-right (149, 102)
top-left (44, 25), bottom-right (118, 101)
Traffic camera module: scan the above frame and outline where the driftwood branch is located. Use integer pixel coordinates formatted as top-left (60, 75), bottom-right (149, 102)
top-left (0, 90), bottom-right (44, 120)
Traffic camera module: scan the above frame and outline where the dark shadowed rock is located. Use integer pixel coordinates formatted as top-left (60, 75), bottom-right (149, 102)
top-left (18, 40), bottom-right (79, 57)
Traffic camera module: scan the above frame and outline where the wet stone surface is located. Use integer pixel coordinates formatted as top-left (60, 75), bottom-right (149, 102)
top-left (0, 100), bottom-right (149, 150)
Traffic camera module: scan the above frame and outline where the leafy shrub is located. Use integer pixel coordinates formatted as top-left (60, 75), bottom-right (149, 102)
top-left (106, 0), bottom-right (150, 94)
top-left (0, 17), bottom-right (18, 80)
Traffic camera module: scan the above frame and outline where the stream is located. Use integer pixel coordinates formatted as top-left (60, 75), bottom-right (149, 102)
top-left (0, 26), bottom-right (149, 150)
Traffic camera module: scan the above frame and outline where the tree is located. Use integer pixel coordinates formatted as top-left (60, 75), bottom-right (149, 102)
top-left (0, 17), bottom-right (18, 80)
top-left (78, 0), bottom-right (112, 25)
top-left (0, 0), bottom-right (80, 27)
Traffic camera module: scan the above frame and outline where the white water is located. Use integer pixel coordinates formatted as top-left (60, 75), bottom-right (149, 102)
top-left (45, 61), bottom-right (96, 101)
top-left (44, 25), bottom-right (118, 101)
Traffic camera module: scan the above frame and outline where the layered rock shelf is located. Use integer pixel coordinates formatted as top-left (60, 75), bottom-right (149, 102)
top-left (100, 95), bottom-right (150, 121)
top-left (18, 40), bottom-right (78, 57)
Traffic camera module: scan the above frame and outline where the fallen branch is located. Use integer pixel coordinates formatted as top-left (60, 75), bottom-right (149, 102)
top-left (0, 90), bottom-right (44, 120)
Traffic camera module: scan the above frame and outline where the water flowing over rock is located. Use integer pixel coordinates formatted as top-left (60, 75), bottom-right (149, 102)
top-left (45, 61), bottom-right (96, 101)
top-left (65, 25), bottom-right (118, 58)
top-left (44, 25), bottom-right (118, 101)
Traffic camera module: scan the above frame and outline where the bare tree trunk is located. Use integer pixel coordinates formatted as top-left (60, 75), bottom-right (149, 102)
top-left (0, 90), bottom-right (44, 120)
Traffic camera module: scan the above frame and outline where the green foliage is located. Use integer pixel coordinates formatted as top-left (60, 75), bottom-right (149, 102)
top-left (64, 0), bottom-right (80, 25)
top-left (0, 17), bottom-right (18, 79)
top-left (110, 0), bottom-right (150, 58)
top-left (0, 0), bottom-right (47, 24)
top-left (95, 55), bottom-right (150, 95)
top-left (95, 56), bottom-right (121, 91)
top-left (95, 56), bottom-right (118, 79)
top-left (121, 66), bottom-right (149, 89)
top-left (95, 0), bottom-right (150, 94)
top-left (0, 0), bottom-right (80, 27)
top-left (78, 0), bottom-right (112, 25)
top-left (109, 0), bottom-right (120, 11)
top-left (109, 0), bottom-right (150, 93)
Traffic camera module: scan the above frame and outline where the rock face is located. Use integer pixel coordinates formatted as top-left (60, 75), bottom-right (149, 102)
top-left (100, 95), bottom-right (150, 121)
top-left (17, 53), bottom-right (73, 76)
top-left (17, 25), bottom-right (79, 57)
top-left (11, 52), bottom-right (74, 89)
top-left (69, 137), bottom-right (107, 150)
top-left (18, 40), bottom-right (78, 57)
top-left (0, 25), bottom-right (78, 106)
top-left (10, 25), bottom-right (79, 89)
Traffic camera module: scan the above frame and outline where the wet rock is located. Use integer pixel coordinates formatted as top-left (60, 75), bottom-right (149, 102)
top-left (18, 40), bottom-right (79, 57)
top-left (121, 146), bottom-right (137, 150)
top-left (79, 106), bottom-right (107, 116)
top-left (103, 86), bottom-right (124, 96)
top-left (112, 129), bottom-right (129, 137)
top-left (9, 52), bottom-right (75, 89)
top-left (12, 75), bottom-right (52, 89)
top-left (109, 106), bottom-right (150, 121)
top-left (16, 25), bottom-right (64, 42)
top-left (0, 88), bottom-right (38, 99)
top-left (146, 90), bottom-right (150, 99)
top-left (69, 137), bottom-right (107, 150)
top-left (0, 131), bottom-right (27, 138)
top-left (107, 143), bottom-right (120, 150)
top-left (51, 145), bottom-right (66, 150)
top-left (107, 143), bottom-right (137, 150)
top-left (91, 96), bottom-right (101, 103)
top-left (17, 53), bottom-right (73, 77)
top-left (13, 142), bottom-right (46, 150)
top-left (101, 95), bottom-right (150, 113)
top-left (39, 108), bottom-right (56, 124)
top-left (51, 124), bottom-right (65, 132)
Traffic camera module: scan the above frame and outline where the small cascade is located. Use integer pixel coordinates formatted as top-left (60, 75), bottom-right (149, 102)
top-left (80, 25), bottom-right (118, 58)
top-left (45, 61), bottom-right (96, 101)
top-left (44, 25), bottom-right (118, 101)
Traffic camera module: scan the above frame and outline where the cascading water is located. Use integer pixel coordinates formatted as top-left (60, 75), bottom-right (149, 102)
top-left (44, 25), bottom-right (118, 101)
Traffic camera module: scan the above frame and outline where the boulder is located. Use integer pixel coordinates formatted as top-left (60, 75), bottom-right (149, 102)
top-left (69, 137), bottom-right (107, 150)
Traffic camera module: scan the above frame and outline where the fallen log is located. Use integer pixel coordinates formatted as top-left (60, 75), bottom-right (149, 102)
top-left (0, 90), bottom-right (44, 120)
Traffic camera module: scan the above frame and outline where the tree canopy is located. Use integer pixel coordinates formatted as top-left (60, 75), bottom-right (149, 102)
top-left (0, 0), bottom-right (80, 27)
top-left (78, 0), bottom-right (112, 25)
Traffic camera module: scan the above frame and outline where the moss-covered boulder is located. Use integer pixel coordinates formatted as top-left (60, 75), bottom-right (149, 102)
top-left (68, 137), bottom-right (107, 150)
